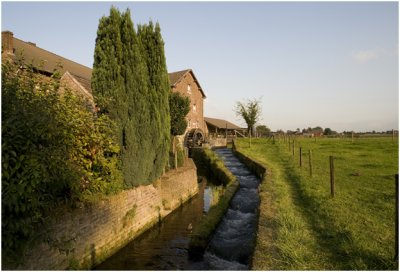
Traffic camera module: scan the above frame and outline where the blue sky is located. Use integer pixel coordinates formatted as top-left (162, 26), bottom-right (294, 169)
top-left (2, 1), bottom-right (398, 132)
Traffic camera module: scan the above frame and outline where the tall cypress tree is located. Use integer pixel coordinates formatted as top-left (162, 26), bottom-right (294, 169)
top-left (120, 9), bottom-right (153, 186)
top-left (138, 22), bottom-right (170, 182)
top-left (92, 7), bottom-right (127, 148)
top-left (93, 7), bottom-right (171, 187)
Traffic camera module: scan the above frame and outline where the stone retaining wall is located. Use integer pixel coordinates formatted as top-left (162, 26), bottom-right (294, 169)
top-left (14, 159), bottom-right (198, 270)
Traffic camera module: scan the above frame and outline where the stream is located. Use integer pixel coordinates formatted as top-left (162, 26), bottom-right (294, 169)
top-left (94, 148), bottom-right (260, 270)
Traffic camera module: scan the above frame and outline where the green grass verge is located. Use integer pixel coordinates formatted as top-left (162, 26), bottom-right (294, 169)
top-left (189, 148), bottom-right (240, 257)
top-left (236, 137), bottom-right (398, 270)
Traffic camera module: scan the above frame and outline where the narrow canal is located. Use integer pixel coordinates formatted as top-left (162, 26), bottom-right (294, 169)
top-left (94, 148), bottom-right (261, 270)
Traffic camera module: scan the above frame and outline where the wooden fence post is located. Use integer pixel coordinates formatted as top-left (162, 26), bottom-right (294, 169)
top-left (299, 147), bottom-right (302, 167)
top-left (292, 140), bottom-right (295, 156)
top-left (395, 174), bottom-right (399, 262)
top-left (393, 129), bottom-right (395, 142)
top-left (309, 150), bottom-right (313, 177)
top-left (330, 156), bottom-right (335, 197)
top-left (352, 132), bottom-right (354, 143)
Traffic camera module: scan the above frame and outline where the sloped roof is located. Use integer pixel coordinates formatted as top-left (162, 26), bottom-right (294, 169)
top-left (204, 117), bottom-right (242, 130)
top-left (168, 69), bottom-right (206, 98)
top-left (7, 33), bottom-right (205, 100)
top-left (11, 36), bottom-right (92, 92)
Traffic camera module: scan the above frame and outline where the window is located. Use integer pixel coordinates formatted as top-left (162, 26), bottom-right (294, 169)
top-left (187, 84), bottom-right (191, 94)
top-left (188, 119), bottom-right (191, 128)
top-left (193, 104), bottom-right (197, 112)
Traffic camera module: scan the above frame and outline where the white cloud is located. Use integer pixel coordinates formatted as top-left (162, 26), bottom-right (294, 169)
top-left (352, 50), bottom-right (378, 63)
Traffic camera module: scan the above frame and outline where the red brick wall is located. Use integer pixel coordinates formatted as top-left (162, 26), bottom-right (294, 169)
top-left (171, 72), bottom-right (206, 134)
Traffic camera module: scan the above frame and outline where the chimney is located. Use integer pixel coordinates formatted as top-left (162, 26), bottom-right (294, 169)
top-left (2, 31), bottom-right (14, 53)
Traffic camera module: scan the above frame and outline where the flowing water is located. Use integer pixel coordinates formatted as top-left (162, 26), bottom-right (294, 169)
top-left (203, 148), bottom-right (261, 270)
top-left (94, 148), bottom-right (260, 270)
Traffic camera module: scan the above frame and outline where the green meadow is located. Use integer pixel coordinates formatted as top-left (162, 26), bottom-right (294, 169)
top-left (235, 137), bottom-right (398, 270)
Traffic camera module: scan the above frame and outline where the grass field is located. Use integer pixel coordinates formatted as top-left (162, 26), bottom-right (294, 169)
top-left (235, 136), bottom-right (398, 270)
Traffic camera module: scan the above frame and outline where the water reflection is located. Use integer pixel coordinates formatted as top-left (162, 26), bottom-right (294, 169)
top-left (203, 183), bottom-right (225, 213)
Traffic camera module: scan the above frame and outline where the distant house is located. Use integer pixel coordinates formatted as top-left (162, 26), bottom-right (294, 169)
top-left (1, 31), bottom-right (95, 111)
top-left (168, 69), bottom-right (206, 134)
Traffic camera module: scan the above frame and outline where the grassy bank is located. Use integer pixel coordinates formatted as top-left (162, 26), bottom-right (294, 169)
top-left (235, 137), bottom-right (398, 270)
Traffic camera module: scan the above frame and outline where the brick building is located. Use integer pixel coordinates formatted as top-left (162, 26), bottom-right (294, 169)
top-left (168, 69), bottom-right (207, 134)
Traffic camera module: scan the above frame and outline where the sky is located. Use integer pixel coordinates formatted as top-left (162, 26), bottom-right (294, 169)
top-left (2, 1), bottom-right (398, 132)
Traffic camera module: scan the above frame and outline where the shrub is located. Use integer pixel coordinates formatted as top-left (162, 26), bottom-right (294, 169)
top-left (2, 61), bottom-right (123, 261)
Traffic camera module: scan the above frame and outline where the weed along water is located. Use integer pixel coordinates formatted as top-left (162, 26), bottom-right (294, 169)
top-left (94, 148), bottom-right (261, 270)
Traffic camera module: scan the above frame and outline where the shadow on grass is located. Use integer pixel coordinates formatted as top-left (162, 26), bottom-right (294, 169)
top-left (279, 154), bottom-right (396, 270)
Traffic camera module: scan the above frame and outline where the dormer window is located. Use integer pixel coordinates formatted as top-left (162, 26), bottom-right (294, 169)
top-left (187, 84), bottom-right (191, 94)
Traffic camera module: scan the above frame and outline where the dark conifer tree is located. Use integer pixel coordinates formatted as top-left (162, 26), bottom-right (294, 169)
top-left (93, 7), bottom-right (171, 187)
top-left (92, 7), bottom-right (127, 148)
top-left (138, 22), bottom-right (170, 182)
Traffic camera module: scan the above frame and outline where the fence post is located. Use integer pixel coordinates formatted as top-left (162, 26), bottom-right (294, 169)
top-left (352, 132), bottom-right (354, 143)
top-left (393, 129), bottom-right (395, 142)
top-left (330, 156), bottom-right (335, 197)
top-left (395, 174), bottom-right (399, 262)
top-left (292, 140), bottom-right (295, 156)
top-left (309, 150), bottom-right (313, 177)
top-left (299, 147), bottom-right (302, 167)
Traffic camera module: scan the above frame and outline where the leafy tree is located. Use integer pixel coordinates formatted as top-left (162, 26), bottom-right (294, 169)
top-left (324, 128), bottom-right (337, 135)
top-left (312, 126), bottom-right (323, 132)
top-left (169, 92), bottom-right (190, 136)
top-left (256, 125), bottom-right (271, 137)
top-left (234, 98), bottom-right (262, 136)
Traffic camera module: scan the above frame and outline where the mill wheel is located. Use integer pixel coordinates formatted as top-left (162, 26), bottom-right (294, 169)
top-left (185, 128), bottom-right (204, 148)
